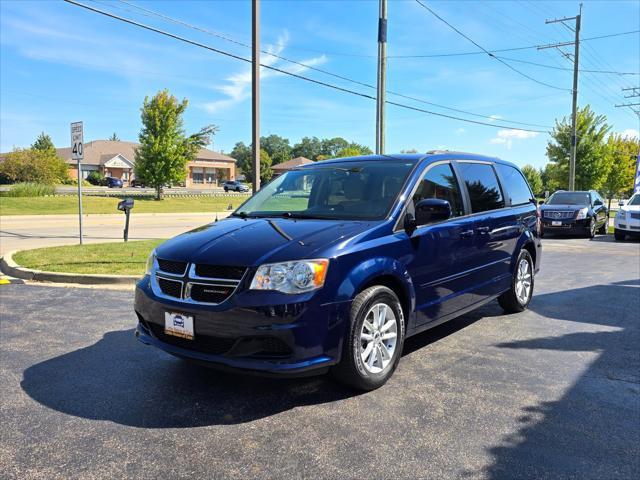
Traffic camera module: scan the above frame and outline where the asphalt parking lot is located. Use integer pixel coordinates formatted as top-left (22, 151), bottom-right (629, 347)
top-left (1, 236), bottom-right (639, 479)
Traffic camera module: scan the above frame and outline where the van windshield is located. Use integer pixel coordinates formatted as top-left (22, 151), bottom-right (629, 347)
top-left (233, 161), bottom-right (415, 220)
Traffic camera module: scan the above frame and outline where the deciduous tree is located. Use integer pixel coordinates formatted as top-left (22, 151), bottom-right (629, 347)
top-left (0, 148), bottom-right (68, 184)
top-left (31, 132), bottom-right (56, 154)
top-left (260, 135), bottom-right (291, 165)
top-left (134, 89), bottom-right (217, 200)
top-left (546, 105), bottom-right (611, 191)
top-left (602, 133), bottom-right (639, 207)
top-left (521, 164), bottom-right (543, 194)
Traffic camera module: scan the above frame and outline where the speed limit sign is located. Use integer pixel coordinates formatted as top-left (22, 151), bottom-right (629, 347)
top-left (70, 121), bottom-right (83, 160)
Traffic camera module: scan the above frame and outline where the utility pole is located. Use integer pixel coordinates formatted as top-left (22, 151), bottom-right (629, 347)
top-left (539, 4), bottom-right (582, 191)
top-left (375, 0), bottom-right (387, 155)
top-left (251, 0), bottom-right (260, 192)
top-left (615, 87), bottom-right (640, 116)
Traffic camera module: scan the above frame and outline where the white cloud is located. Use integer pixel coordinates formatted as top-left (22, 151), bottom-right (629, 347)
top-left (620, 128), bottom-right (639, 139)
top-left (488, 115), bottom-right (502, 123)
top-left (455, 127), bottom-right (466, 135)
top-left (202, 31), bottom-right (327, 114)
top-left (489, 129), bottom-right (539, 149)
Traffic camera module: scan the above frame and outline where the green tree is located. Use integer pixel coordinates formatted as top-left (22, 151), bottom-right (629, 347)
top-left (546, 105), bottom-right (611, 191)
top-left (108, 133), bottom-right (120, 141)
top-left (260, 135), bottom-right (291, 165)
top-left (31, 132), bottom-right (56, 154)
top-left (540, 163), bottom-right (562, 194)
top-left (602, 133), bottom-right (639, 207)
top-left (521, 164), bottom-right (543, 194)
top-left (320, 137), bottom-right (349, 157)
top-left (134, 89), bottom-right (217, 200)
top-left (0, 148), bottom-right (68, 184)
top-left (235, 146), bottom-right (272, 185)
top-left (292, 136), bottom-right (323, 161)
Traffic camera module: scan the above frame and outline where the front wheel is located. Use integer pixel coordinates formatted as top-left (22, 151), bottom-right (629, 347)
top-left (332, 286), bottom-right (405, 391)
top-left (597, 218), bottom-right (608, 235)
top-left (614, 229), bottom-right (626, 241)
top-left (224, 187), bottom-right (228, 192)
top-left (498, 249), bottom-right (534, 313)
top-left (586, 218), bottom-right (596, 238)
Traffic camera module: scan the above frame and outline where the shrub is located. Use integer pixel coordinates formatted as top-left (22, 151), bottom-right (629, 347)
top-left (1, 182), bottom-right (56, 197)
top-left (0, 148), bottom-right (69, 184)
top-left (86, 171), bottom-right (104, 185)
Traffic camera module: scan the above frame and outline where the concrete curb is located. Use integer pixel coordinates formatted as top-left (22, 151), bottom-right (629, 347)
top-left (0, 250), bottom-right (140, 285)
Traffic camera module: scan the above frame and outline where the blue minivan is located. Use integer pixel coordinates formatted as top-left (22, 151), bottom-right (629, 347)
top-left (134, 152), bottom-right (541, 390)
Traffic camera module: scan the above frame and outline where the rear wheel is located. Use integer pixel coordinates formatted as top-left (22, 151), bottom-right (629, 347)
top-left (614, 229), bottom-right (626, 241)
top-left (332, 286), bottom-right (405, 391)
top-left (498, 249), bottom-right (534, 313)
top-left (224, 187), bottom-right (228, 192)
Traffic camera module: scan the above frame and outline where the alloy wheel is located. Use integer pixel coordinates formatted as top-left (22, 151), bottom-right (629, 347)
top-left (358, 303), bottom-right (398, 374)
top-left (515, 258), bottom-right (532, 305)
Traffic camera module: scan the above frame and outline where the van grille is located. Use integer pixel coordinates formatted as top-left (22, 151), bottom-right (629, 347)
top-left (158, 277), bottom-right (182, 298)
top-left (157, 258), bottom-right (188, 275)
top-left (188, 283), bottom-right (235, 304)
top-left (147, 323), bottom-right (236, 355)
top-left (195, 264), bottom-right (246, 280)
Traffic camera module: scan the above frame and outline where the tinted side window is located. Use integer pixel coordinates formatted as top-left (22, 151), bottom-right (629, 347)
top-left (412, 163), bottom-right (464, 218)
top-left (458, 163), bottom-right (505, 213)
top-left (495, 163), bottom-right (533, 206)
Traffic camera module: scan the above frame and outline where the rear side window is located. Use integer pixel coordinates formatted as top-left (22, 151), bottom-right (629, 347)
top-left (458, 163), bottom-right (505, 213)
top-left (495, 163), bottom-right (533, 206)
top-left (412, 163), bottom-right (464, 217)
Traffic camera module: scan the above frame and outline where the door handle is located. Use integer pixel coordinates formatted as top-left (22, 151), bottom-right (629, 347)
top-left (475, 226), bottom-right (491, 235)
top-left (460, 230), bottom-right (475, 238)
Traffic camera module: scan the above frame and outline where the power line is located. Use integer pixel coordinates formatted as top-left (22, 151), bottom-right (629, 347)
top-left (413, 0), bottom-right (570, 92)
top-left (496, 56), bottom-right (638, 76)
top-left (63, 0), bottom-right (550, 134)
top-left (110, 0), bottom-right (553, 129)
top-left (388, 30), bottom-right (639, 59)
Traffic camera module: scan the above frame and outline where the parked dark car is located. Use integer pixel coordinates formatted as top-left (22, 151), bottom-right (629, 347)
top-left (103, 176), bottom-right (123, 188)
top-left (223, 180), bottom-right (250, 192)
top-left (130, 179), bottom-right (145, 188)
top-left (539, 190), bottom-right (608, 238)
top-left (135, 152), bottom-right (542, 390)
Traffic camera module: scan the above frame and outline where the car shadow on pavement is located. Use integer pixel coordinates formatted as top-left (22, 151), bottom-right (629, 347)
top-left (20, 328), bottom-right (360, 428)
top-left (19, 303), bottom-right (495, 430)
top-left (474, 279), bottom-right (640, 479)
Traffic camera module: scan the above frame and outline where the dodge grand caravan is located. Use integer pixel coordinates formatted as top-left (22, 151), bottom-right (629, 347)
top-left (135, 152), bottom-right (541, 390)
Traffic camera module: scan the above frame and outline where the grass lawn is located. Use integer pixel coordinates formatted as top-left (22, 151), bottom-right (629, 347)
top-left (13, 240), bottom-right (164, 275)
top-left (0, 195), bottom-right (249, 216)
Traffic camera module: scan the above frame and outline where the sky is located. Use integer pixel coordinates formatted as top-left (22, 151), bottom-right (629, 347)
top-left (1, 0), bottom-right (639, 169)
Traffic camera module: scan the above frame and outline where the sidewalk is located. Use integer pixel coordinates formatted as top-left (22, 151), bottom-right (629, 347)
top-left (0, 211), bottom-right (230, 254)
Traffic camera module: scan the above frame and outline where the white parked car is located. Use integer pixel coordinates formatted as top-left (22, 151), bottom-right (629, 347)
top-left (614, 193), bottom-right (640, 241)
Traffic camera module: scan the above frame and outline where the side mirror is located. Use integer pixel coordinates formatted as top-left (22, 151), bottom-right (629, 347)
top-left (618, 201), bottom-right (625, 207)
top-left (404, 212), bottom-right (417, 236)
top-left (415, 198), bottom-right (452, 226)
top-left (594, 199), bottom-right (603, 206)
top-left (538, 200), bottom-right (545, 206)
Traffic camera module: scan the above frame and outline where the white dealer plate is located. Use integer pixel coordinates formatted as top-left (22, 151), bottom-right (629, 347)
top-left (164, 312), bottom-right (194, 340)
top-left (552, 221), bottom-right (562, 226)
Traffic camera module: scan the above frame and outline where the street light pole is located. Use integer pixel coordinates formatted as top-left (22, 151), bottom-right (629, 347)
top-left (375, 0), bottom-right (387, 155)
top-left (252, 0), bottom-right (260, 192)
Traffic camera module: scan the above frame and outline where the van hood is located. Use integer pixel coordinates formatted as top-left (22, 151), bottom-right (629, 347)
top-left (155, 217), bottom-right (378, 267)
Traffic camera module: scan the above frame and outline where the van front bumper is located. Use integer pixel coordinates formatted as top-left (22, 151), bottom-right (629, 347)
top-left (134, 276), bottom-right (350, 377)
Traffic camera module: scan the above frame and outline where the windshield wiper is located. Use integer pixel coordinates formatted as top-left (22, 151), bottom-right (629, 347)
top-left (231, 211), bottom-right (260, 219)
top-left (280, 212), bottom-right (330, 219)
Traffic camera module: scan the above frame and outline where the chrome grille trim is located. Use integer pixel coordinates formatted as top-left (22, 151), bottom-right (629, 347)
top-left (150, 262), bottom-right (248, 306)
top-left (543, 210), bottom-right (575, 219)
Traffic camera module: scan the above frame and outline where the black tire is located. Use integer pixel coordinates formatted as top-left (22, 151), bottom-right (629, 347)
top-left (224, 187), bottom-right (228, 192)
top-left (586, 218), bottom-right (596, 239)
top-left (614, 229), bottom-right (626, 241)
top-left (498, 249), bottom-right (534, 314)
top-left (332, 286), bottom-right (405, 391)
top-left (597, 219), bottom-right (608, 235)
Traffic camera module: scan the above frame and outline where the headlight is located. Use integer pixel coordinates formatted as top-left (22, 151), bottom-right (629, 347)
top-left (617, 210), bottom-right (627, 219)
top-left (576, 207), bottom-right (588, 220)
top-left (250, 259), bottom-right (329, 294)
top-left (145, 249), bottom-right (156, 275)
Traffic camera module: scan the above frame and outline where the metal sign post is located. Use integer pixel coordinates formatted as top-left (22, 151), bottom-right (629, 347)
top-left (71, 121), bottom-right (84, 244)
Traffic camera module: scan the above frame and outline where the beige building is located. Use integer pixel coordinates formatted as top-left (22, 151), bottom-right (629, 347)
top-left (57, 140), bottom-right (237, 187)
